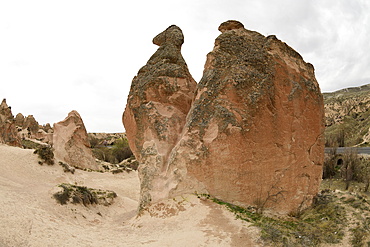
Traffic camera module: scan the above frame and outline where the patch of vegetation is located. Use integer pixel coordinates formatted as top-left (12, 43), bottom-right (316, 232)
top-left (58, 161), bottom-right (75, 174)
top-left (198, 190), bottom-right (347, 246)
top-left (88, 135), bottom-right (100, 148)
top-left (33, 145), bottom-right (54, 165)
top-left (111, 168), bottom-right (124, 174)
top-left (92, 138), bottom-right (133, 164)
top-left (53, 183), bottom-right (117, 206)
top-left (53, 184), bottom-right (71, 205)
top-left (324, 148), bottom-right (370, 192)
top-left (21, 139), bottom-right (43, 149)
top-left (351, 216), bottom-right (370, 247)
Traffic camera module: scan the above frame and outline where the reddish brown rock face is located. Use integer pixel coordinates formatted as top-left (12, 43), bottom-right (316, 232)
top-left (124, 21), bottom-right (324, 214)
top-left (53, 110), bottom-right (99, 170)
top-left (167, 20), bottom-right (324, 214)
top-left (123, 25), bottom-right (197, 209)
top-left (0, 99), bottom-right (21, 147)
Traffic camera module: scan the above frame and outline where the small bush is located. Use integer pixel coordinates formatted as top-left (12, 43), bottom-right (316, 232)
top-left (92, 138), bottom-right (134, 164)
top-left (88, 136), bottom-right (100, 148)
top-left (58, 162), bottom-right (75, 174)
top-left (323, 147), bottom-right (339, 179)
top-left (53, 183), bottom-right (117, 206)
top-left (53, 184), bottom-right (71, 205)
top-left (34, 146), bottom-right (54, 165)
top-left (71, 186), bottom-right (98, 206)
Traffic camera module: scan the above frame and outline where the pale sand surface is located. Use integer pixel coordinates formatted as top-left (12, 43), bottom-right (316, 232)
top-left (0, 144), bottom-right (260, 247)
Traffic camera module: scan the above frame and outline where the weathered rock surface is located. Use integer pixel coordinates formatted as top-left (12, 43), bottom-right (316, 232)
top-left (323, 84), bottom-right (370, 146)
top-left (167, 20), bottom-right (324, 214)
top-left (42, 123), bottom-right (53, 133)
top-left (123, 21), bottom-right (324, 214)
top-left (23, 115), bottom-right (39, 134)
top-left (15, 113), bottom-right (52, 142)
top-left (0, 99), bottom-right (21, 147)
top-left (123, 25), bottom-right (197, 209)
top-left (53, 110), bottom-right (99, 170)
top-left (15, 113), bottom-right (25, 127)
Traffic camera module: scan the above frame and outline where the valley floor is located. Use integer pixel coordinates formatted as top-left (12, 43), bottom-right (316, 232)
top-left (0, 144), bottom-right (260, 247)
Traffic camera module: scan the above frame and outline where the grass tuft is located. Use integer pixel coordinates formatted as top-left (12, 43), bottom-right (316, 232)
top-left (198, 190), bottom-right (347, 247)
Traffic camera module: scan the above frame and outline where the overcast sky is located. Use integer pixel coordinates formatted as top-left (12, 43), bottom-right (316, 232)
top-left (1, 0), bottom-right (369, 133)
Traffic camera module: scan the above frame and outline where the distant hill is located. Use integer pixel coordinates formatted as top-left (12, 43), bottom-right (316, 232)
top-left (324, 83), bottom-right (370, 147)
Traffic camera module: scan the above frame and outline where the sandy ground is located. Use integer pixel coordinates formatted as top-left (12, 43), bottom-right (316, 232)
top-left (0, 144), bottom-right (261, 247)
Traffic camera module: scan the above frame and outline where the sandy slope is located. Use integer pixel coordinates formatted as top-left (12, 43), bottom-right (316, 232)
top-left (0, 144), bottom-right (260, 247)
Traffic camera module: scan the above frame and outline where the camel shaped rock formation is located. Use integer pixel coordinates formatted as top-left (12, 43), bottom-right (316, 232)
top-left (123, 20), bottom-right (324, 214)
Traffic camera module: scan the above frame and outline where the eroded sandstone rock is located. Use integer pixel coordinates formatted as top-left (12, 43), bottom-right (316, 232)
top-left (123, 25), bottom-right (197, 210)
top-left (167, 20), bottom-right (324, 214)
top-left (53, 110), bottom-right (99, 170)
top-left (23, 115), bottom-right (39, 135)
top-left (15, 113), bottom-right (25, 127)
top-left (124, 21), bottom-right (324, 214)
top-left (0, 99), bottom-right (21, 147)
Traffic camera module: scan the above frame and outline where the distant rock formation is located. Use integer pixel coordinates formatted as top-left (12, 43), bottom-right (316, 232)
top-left (124, 20), bottom-right (324, 214)
top-left (23, 115), bottom-right (39, 135)
top-left (53, 110), bottom-right (99, 170)
top-left (0, 99), bottom-right (21, 147)
top-left (14, 112), bottom-right (52, 143)
top-left (323, 84), bottom-right (370, 146)
top-left (15, 113), bottom-right (25, 127)
top-left (42, 123), bottom-right (53, 133)
top-left (123, 25), bottom-right (197, 210)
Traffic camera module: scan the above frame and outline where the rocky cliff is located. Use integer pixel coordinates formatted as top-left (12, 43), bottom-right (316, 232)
top-left (0, 99), bottom-right (21, 147)
top-left (324, 84), bottom-right (370, 147)
top-left (124, 20), bottom-right (324, 214)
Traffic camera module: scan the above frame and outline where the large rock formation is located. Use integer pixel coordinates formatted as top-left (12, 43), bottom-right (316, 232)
top-left (123, 25), bottom-right (197, 209)
top-left (53, 110), bottom-right (99, 170)
top-left (0, 99), bottom-right (21, 147)
top-left (166, 20), bottom-right (324, 214)
top-left (124, 21), bottom-right (324, 214)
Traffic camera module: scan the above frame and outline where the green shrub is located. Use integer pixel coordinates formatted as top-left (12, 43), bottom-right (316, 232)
top-left (53, 184), bottom-right (71, 205)
top-left (88, 136), bottom-right (100, 148)
top-left (34, 145), bottom-right (54, 165)
top-left (53, 183), bottom-right (117, 206)
top-left (71, 186), bottom-right (98, 206)
top-left (92, 138), bottom-right (133, 164)
top-left (351, 225), bottom-right (368, 247)
top-left (58, 162), bottom-right (75, 174)
top-left (323, 147), bottom-right (339, 179)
